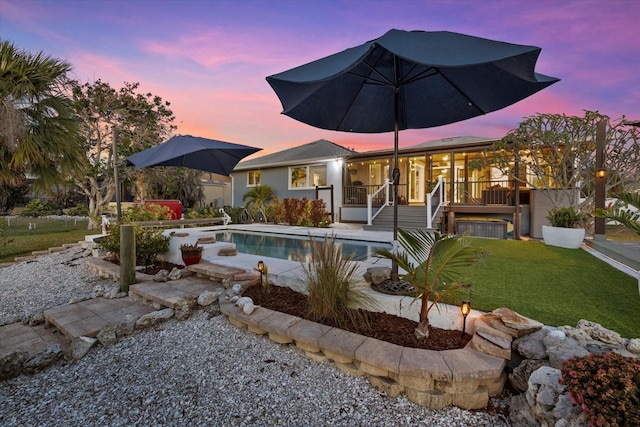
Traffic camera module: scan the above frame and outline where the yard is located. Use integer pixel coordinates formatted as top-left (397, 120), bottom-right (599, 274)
top-left (1, 218), bottom-right (638, 339)
top-left (463, 236), bottom-right (639, 338)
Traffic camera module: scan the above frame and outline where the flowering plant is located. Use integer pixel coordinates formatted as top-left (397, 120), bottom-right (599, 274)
top-left (560, 352), bottom-right (640, 426)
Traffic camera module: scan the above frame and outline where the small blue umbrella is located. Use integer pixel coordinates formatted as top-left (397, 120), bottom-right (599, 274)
top-left (126, 135), bottom-right (261, 176)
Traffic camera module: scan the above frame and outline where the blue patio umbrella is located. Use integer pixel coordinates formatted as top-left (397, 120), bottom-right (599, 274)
top-left (126, 135), bottom-right (261, 176)
top-left (266, 29), bottom-right (559, 271)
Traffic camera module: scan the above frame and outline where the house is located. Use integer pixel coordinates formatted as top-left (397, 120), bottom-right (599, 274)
top-left (231, 136), bottom-right (557, 239)
top-left (230, 139), bottom-right (355, 220)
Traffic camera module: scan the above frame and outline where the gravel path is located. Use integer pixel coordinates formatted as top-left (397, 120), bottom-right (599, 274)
top-left (0, 249), bottom-right (510, 426)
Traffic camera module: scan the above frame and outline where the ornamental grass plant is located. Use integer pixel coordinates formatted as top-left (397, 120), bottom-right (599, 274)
top-left (302, 234), bottom-right (379, 330)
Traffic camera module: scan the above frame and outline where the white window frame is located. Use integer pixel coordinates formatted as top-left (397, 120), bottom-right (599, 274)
top-left (247, 170), bottom-right (261, 187)
top-left (288, 164), bottom-right (327, 189)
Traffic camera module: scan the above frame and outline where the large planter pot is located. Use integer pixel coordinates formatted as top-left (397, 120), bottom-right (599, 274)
top-left (541, 225), bottom-right (585, 249)
top-left (181, 249), bottom-right (202, 266)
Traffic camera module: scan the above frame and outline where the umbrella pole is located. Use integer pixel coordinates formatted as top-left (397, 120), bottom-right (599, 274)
top-left (391, 59), bottom-right (400, 280)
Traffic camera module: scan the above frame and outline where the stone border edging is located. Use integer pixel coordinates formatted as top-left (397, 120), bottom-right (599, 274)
top-left (219, 298), bottom-right (506, 410)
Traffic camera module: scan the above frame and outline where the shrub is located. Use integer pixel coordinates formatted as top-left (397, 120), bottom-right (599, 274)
top-left (302, 234), bottom-right (379, 330)
top-left (308, 199), bottom-right (330, 227)
top-left (283, 197), bottom-right (306, 225)
top-left (21, 199), bottom-right (62, 217)
top-left (560, 352), bottom-right (640, 426)
top-left (547, 207), bottom-right (588, 228)
top-left (65, 204), bottom-right (89, 216)
top-left (122, 204), bottom-right (172, 222)
top-left (268, 198), bottom-right (286, 224)
top-left (98, 204), bottom-right (171, 266)
top-left (198, 205), bottom-right (223, 218)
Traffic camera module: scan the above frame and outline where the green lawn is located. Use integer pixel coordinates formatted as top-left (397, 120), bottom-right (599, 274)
top-left (0, 217), bottom-right (94, 263)
top-left (463, 238), bottom-right (639, 339)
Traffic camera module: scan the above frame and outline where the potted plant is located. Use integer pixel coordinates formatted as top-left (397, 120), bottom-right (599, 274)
top-left (180, 243), bottom-right (203, 266)
top-left (542, 206), bottom-right (588, 249)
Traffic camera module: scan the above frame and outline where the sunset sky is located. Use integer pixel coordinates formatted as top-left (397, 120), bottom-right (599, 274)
top-left (1, 0), bottom-right (639, 159)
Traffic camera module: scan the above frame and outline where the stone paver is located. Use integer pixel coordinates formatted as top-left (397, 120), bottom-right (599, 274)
top-left (0, 323), bottom-right (68, 359)
top-left (355, 337), bottom-right (403, 373)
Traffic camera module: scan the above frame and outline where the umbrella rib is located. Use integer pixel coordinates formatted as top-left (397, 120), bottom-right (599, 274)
top-left (433, 68), bottom-right (485, 113)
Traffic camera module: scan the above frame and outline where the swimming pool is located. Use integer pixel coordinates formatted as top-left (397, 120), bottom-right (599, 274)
top-left (211, 230), bottom-right (391, 262)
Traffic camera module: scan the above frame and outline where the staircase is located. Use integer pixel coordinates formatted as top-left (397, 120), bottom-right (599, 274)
top-left (363, 205), bottom-right (442, 231)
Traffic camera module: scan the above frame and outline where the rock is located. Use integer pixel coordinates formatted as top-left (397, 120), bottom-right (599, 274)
top-left (69, 293), bottom-right (92, 304)
top-left (627, 338), bottom-right (640, 355)
top-left (235, 297), bottom-right (252, 308)
top-left (231, 284), bottom-right (242, 294)
top-left (28, 311), bottom-right (45, 326)
top-left (197, 290), bottom-right (220, 306)
top-left (243, 302), bottom-right (257, 315)
top-left (509, 393), bottom-right (539, 427)
top-left (116, 314), bottom-right (138, 337)
top-left (368, 267), bottom-right (391, 285)
top-left (197, 236), bottom-right (216, 244)
top-left (474, 319), bottom-right (513, 349)
top-left (509, 359), bottom-right (551, 393)
top-left (174, 296), bottom-right (196, 321)
top-left (576, 319), bottom-right (623, 346)
top-left (556, 326), bottom-right (591, 347)
top-left (136, 308), bottom-right (174, 328)
top-left (546, 341), bottom-right (590, 370)
top-left (513, 329), bottom-right (549, 359)
top-left (96, 322), bottom-right (118, 347)
top-left (492, 307), bottom-right (543, 331)
top-left (23, 344), bottom-right (64, 373)
top-left (471, 333), bottom-right (511, 359)
top-left (153, 269), bottom-right (169, 282)
top-left (168, 267), bottom-right (182, 280)
top-left (229, 295), bottom-right (239, 303)
top-left (103, 285), bottom-right (120, 299)
top-left (219, 247), bottom-right (237, 256)
top-left (0, 351), bottom-right (29, 380)
top-left (526, 367), bottom-right (564, 423)
top-left (70, 336), bottom-right (97, 360)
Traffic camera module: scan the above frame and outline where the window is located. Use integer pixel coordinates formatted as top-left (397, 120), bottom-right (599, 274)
top-left (289, 164), bottom-right (327, 189)
top-left (247, 170), bottom-right (261, 186)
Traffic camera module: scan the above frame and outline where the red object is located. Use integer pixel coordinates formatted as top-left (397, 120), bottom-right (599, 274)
top-left (136, 200), bottom-right (182, 220)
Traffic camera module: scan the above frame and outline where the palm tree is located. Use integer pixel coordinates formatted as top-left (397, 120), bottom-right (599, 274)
top-left (594, 192), bottom-right (640, 236)
top-left (242, 184), bottom-right (276, 222)
top-left (0, 41), bottom-right (84, 189)
top-left (377, 228), bottom-right (483, 339)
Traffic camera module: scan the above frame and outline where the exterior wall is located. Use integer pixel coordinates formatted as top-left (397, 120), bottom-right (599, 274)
top-left (231, 160), bottom-right (342, 215)
top-left (529, 189), bottom-right (574, 239)
top-left (201, 181), bottom-right (230, 208)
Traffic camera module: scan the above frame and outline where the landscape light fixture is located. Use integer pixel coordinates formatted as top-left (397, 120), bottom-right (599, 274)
top-left (257, 260), bottom-right (265, 286)
top-left (596, 168), bottom-right (607, 179)
top-left (460, 300), bottom-right (471, 338)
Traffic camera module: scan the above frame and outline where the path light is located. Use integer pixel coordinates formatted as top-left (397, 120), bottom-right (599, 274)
top-left (596, 168), bottom-right (607, 179)
top-left (257, 260), bottom-right (265, 286)
top-left (460, 300), bottom-right (471, 338)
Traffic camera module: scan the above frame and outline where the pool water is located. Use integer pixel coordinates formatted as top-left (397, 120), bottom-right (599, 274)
top-left (212, 230), bottom-right (391, 262)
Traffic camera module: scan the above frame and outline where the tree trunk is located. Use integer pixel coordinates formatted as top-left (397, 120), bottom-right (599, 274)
top-left (414, 319), bottom-right (430, 339)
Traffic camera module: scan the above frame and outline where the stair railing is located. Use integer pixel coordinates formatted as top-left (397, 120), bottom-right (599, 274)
top-left (367, 179), bottom-right (391, 225)
top-left (427, 177), bottom-right (446, 229)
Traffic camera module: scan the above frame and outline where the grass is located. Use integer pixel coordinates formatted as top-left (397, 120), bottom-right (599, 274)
top-left (0, 217), bottom-right (94, 263)
top-left (461, 237), bottom-right (639, 339)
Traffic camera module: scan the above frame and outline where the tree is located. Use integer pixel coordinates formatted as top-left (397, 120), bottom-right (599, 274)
top-left (141, 167), bottom-right (205, 208)
top-left (70, 80), bottom-right (175, 227)
top-left (242, 184), bottom-right (276, 221)
top-left (594, 192), bottom-right (640, 236)
top-left (0, 40), bottom-right (85, 190)
top-left (376, 229), bottom-right (483, 339)
top-left (483, 111), bottom-right (640, 212)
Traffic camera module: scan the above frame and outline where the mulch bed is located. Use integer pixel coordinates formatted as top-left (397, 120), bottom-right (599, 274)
top-left (243, 284), bottom-right (472, 351)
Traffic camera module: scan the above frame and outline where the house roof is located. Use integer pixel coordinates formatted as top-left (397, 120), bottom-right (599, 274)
top-left (233, 139), bottom-right (356, 171)
top-left (346, 136), bottom-right (499, 160)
